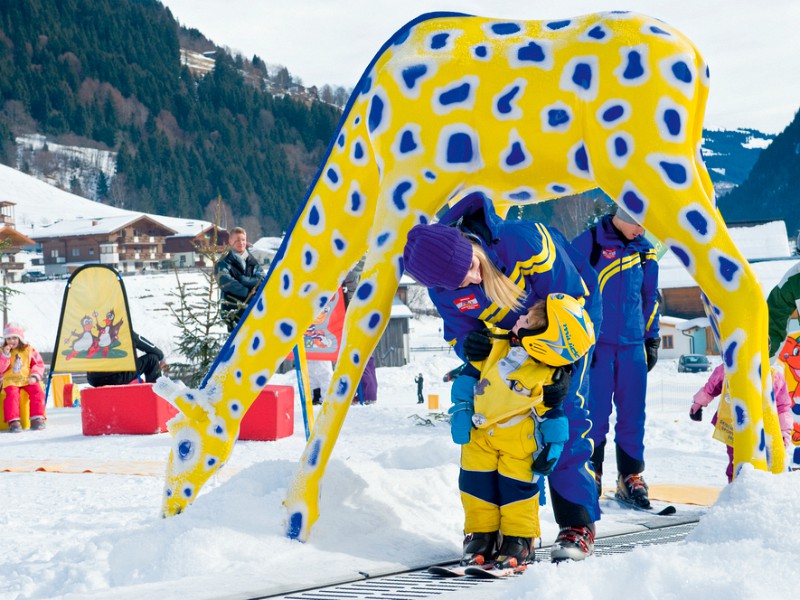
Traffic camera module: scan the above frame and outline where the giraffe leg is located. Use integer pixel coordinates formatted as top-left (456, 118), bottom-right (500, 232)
top-left (596, 157), bottom-right (781, 476)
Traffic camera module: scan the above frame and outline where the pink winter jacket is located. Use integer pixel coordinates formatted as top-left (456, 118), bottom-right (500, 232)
top-left (693, 364), bottom-right (794, 445)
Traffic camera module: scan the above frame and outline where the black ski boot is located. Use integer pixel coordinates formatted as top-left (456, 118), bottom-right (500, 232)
top-left (616, 473), bottom-right (651, 509)
top-left (493, 535), bottom-right (533, 569)
top-left (460, 531), bottom-right (499, 566)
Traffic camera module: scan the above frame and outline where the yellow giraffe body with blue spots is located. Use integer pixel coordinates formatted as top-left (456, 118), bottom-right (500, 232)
top-left (155, 11), bottom-right (783, 539)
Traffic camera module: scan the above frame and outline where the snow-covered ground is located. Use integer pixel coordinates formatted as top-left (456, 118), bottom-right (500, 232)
top-left (1, 298), bottom-right (798, 599)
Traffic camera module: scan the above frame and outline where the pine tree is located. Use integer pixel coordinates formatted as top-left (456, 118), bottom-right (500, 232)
top-left (167, 198), bottom-right (229, 387)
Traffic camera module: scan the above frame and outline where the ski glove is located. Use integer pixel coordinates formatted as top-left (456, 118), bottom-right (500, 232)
top-left (645, 338), bottom-right (660, 372)
top-left (689, 402), bottom-right (703, 422)
top-left (542, 366), bottom-right (572, 410)
top-left (533, 408), bottom-right (569, 476)
top-left (463, 328), bottom-right (492, 362)
top-left (448, 374), bottom-right (478, 444)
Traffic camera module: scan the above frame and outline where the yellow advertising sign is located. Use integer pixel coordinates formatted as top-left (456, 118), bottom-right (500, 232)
top-left (52, 265), bottom-right (136, 373)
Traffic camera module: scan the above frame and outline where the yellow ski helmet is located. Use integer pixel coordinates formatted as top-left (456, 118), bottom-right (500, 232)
top-left (518, 293), bottom-right (595, 366)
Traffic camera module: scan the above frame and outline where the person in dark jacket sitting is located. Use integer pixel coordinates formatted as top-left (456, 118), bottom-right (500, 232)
top-left (214, 226), bottom-right (265, 332)
top-left (86, 332), bottom-right (166, 387)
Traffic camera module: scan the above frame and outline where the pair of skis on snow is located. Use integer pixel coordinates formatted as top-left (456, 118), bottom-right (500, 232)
top-left (429, 496), bottom-right (677, 579)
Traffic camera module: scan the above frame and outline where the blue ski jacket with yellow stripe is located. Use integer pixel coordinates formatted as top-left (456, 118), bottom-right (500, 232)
top-left (427, 192), bottom-right (602, 360)
top-left (571, 215), bottom-right (660, 346)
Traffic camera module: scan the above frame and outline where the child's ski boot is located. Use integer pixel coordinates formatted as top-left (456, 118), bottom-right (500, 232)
top-left (493, 535), bottom-right (533, 569)
top-left (460, 531), bottom-right (499, 566)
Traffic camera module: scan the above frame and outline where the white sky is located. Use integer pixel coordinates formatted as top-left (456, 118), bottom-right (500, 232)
top-left (160, 0), bottom-right (800, 134)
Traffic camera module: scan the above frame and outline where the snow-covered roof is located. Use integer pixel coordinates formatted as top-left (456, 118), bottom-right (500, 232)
top-left (30, 214), bottom-right (177, 239)
top-left (151, 215), bottom-right (215, 237)
top-left (251, 237), bottom-right (284, 253)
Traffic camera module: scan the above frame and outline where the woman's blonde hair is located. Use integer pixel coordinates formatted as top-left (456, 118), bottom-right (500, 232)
top-left (470, 242), bottom-right (524, 312)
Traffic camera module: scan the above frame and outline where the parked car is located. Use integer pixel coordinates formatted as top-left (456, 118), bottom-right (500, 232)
top-left (21, 271), bottom-right (48, 283)
top-left (677, 354), bottom-right (711, 373)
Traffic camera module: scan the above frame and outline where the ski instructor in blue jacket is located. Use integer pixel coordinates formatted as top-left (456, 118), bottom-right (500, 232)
top-left (403, 191), bottom-right (602, 562)
top-left (572, 205), bottom-right (660, 509)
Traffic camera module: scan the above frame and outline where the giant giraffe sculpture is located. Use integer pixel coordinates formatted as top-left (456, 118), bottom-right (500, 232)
top-left (155, 11), bottom-right (785, 540)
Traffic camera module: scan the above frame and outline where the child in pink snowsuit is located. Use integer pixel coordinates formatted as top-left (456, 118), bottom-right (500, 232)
top-left (690, 363), bottom-right (792, 481)
top-left (1, 323), bottom-right (46, 432)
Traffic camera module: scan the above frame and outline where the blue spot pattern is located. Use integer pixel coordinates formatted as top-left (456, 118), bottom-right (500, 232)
top-left (547, 20), bottom-right (571, 30)
top-left (326, 167), bottom-right (338, 185)
top-left (337, 133), bottom-right (344, 148)
top-left (368, 312), bottom-right (381, 329)
top-left (491, 22), bottom-right (521, 35)
top-left (402, 64), bottom-right (428, 90)
top-left (622, 189), bottom-right (644, 213)
top-left (509, 190), bottom-right (532, 200)
top-left (282, 272), bottom-right (291, 291)
top-left (308, 205), bottom-right (320, 227)
top-left (446, 133), bottom-right (474, 163)
top-left (659, 160), bottom-right (687, 185)
top-left (672, 246), bottom-right (690, 267)
top-left (303, 250), bottom-right (314, 267)
top-left (664, 109), bottom-right (682, 136)
top-left (718, 256), bottom-right (739, 283)
top-left (308, 439), bottom-right (322, 467)
top-left (574, 145), bottom-right (590, 172)
top-left (251, 336), bottom-right (260, 351)
top-left (572, 62), bottom-right (593, 90)
top-left (353, 141), bottom-right (364, 160)
top-left (735, 404), bottom-right (746, 427)
top-left (649, 25), bottom-right (669, 35)
top-left (424, 170), bottom-right (436, 180)
top-left (686, 210), bottom-right (708, 236)
top-left (399, 130), bottom-right (418, 153)
top-left (723, 340), bottom-right (737, 368)
top-left (368, 96), bottom-right (384, 133)
top-left (496, 86), bottom-right (521, 115)
top-left (587, 25), bottom-right (606, 39)
top-left (279, 322), bottom-right (294, 337)
top-left (623, 51), bottom-right (644, 79)
top-left (439, 82), bottom-right (472, 106)
top-left (357, 283), bottom-right (374, 301)
top-left (178, 440), bottom-right (193, 460)
top-left (518, 41), bottom-right (546, 63)
top-left (256, 375), bottom-right (267, 387)
top-left (672, 61), bottom-right (692, 83)
top-left (287, 512), bottom-right (303, 540)
top-left (602, 104), bottom-right (624, 123)
top-left (474, 45), bottom-right (488, 58)
top-left (613, 136), bottom-right (628, 157)
top-left (505, 142), bottom-right (526, 166)
top-left (350, 189), bottom-right (363, 213)
top-left (333, 235), bottom-right (346, 252)
top-left (376, 231), bottom-right (390, 247)
top-left (430, 32), bottom-right (449, 50)
top-left (392, 181), bottom-right (413, 210)
top-left (548, 109), bottom-right (570, 127)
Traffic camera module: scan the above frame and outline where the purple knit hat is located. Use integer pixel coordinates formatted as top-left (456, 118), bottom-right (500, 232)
top-left (403, 223), bottom-right (473, 289)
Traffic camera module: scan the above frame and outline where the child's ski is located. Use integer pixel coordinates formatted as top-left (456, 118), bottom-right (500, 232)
top-left (603, 492), bottom-right (676, 516)
top-left (464, 563), bottom-right (528, 578)
top-left (427, 564), bottom-right (471, 577)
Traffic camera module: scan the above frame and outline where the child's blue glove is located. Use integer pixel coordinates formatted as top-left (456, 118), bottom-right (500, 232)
top-left (448, 374), bottom-right (478, 445)
top-left (448, 402), bottom-right (474, 444)
top-left (533, 408), bottom-right (569, 476)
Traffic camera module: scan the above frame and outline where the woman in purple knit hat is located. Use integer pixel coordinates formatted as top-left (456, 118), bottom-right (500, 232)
top-left (403, 191), bottom-right (602, 566)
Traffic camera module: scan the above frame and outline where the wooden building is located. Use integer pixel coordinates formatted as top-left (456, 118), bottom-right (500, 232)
top-left (31, 214), bottom-right (177, 276)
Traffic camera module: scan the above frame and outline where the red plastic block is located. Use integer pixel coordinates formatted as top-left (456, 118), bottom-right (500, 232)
top-left (81, 383), bottom-right (178, 435)
top-left (239, 385), bottom-right (294, 441)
